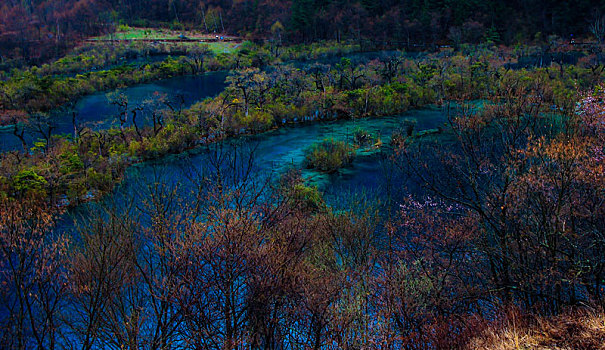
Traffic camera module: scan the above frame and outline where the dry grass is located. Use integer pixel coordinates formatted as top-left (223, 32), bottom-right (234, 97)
top-left (466, 308), bottom-right (605, 350)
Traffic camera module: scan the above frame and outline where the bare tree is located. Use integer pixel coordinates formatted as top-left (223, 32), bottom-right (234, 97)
top-left (186, 45), bottom-right (213, 74)
top-left (67, 205), bottom-right (140, 350)
top-left (0, 197), bottom-right (68, 350)
top-left (28, 112), bottom-right (56, 152)
top-left (590, 10), bottom-right (605, 44)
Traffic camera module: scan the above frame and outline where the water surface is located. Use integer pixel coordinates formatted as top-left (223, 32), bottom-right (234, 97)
top-left (122, 106), bottom-right (446, 205)
top-left (60, 105), bottom-right (449, 234)
top-left (0, 72), bottom-right (227, 151)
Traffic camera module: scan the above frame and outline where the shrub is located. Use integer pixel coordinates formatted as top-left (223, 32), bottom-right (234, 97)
top-left (12, 169), bottom-right (47, 195)
top-left (59, 150), bottom-right (84, 174)
top-left (402, 118), bottom-right (417, 136)
top-left (292, 183), bottom-right (325, 212)
top-left (466, 308), bottom-right (605, 350)
top-left (117, 24), bottom-right (130, 32)
top-left (353, 128), bottom-right (375, 147)
top-left (279, 168), bottom-right (326, 212)
top-left (241, 109), bottom-right (274, 131)
top-left (304, 139), bottom-right (356, 173)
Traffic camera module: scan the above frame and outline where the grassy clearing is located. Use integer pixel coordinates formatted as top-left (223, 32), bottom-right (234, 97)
top-left (89, 27), bottom-right (241, 54)
top-left (95, 27), bottom-right (180, 40)
top-left (153, 41), bottom-right (240, 53)
top-left (204, 41), bottom-right (239, 54)
top-left (85, 39), bottom-right (240, 55)
top-left (94, 26), bottom-right (239, 42)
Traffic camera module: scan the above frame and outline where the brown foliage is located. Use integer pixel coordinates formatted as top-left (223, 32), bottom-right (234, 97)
top-left (467, 307), bottom-right (605, 350)
top-left (0, 196), bottom-right (68, 350)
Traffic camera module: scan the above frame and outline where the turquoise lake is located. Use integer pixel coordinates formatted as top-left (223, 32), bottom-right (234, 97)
top-left (62, 105), bottom-right (449, 230)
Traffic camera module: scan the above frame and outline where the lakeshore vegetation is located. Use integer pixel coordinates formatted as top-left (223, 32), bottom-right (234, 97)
top-left (1, 1), bottom-right (605, 349)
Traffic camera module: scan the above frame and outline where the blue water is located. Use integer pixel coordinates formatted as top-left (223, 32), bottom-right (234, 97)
top-left (79, 105), bottom-right (449, 216)
top-left (0, 72), bottom-right (227, 151)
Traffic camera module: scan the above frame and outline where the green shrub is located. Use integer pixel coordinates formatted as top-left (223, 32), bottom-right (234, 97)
top-left (304, 139), bottom-right (357, 173)
top-left (292, 183), bottom-right (325, 212)
top-left (13, 170), bottom-right (47, 194)
top-left (60, 150), bottom-right (84, 174)
top-left (86, 168), bottom-right (113, 192)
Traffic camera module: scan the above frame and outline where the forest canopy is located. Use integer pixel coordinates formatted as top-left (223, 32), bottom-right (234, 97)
top-left (2, 0), bottom-right (605, 63)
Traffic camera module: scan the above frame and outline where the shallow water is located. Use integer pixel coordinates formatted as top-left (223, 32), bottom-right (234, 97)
top-left (126, 107), bottom-right (445, 204)
top-left (0, 72), bottom-right (227, 151)
top-left (59, 105), bottom-right (449, 235)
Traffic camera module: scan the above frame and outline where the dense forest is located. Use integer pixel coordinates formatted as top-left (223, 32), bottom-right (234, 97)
top-left (3, 0), bottom-right (605, 64)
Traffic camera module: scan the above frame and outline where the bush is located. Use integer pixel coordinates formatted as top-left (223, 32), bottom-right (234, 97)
top-left (402, 118), bottom-right (417, 136)
top-left (292, 183), bottom-right (325, 212)
top-left (353, 128), bottom-right (375, 146)
top-left (304, 139), bottom-right (356, 173)
top-left (238, 109), bottom-right (274, 132)
top-left (59, 150), bottom-right (84, 174)
top-left (12, 169), bottom-right (47, 195)
top-left (390, 120), bottom-right (416, 147)
top-left (279, 168), bottom-right (326, 212)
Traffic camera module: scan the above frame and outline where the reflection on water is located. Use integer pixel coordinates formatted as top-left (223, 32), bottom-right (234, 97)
top-left (0, 72), bottom-right (227, 151)
top-left (61, 105), bottom-right (449, 232)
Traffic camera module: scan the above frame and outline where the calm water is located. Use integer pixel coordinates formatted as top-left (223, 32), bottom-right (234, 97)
top-left (53, 105), bottom-right (450, 350)
top-left (0, 72), bottom-right (227, 151)
top-left (94, 106), bottom-right (446, 212)
top-left (56, 105), bottom-right (450, 241)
